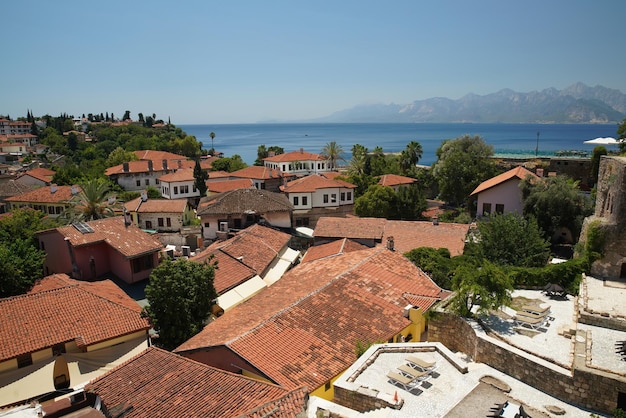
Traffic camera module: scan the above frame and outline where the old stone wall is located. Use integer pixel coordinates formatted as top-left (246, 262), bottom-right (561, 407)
top-left (429, 313), bottom-right (626, 414)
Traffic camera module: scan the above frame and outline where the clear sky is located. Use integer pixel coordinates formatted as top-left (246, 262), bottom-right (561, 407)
top-left (2, 1), bottom-right (625, 124)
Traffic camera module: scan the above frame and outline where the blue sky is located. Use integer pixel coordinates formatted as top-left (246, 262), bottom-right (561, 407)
top-left (2, 1), bottom-right (625, 124)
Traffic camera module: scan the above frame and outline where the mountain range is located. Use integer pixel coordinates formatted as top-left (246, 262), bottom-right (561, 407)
top-left (311, 83), bottom-right (626, 124)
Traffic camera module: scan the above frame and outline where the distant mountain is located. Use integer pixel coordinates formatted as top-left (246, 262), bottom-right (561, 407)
top-left (314, 83), bottom-right (626, 124)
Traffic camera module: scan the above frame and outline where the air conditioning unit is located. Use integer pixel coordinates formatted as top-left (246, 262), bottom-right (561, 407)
top-left (219, 221), bottom-right (229, 232)
top-left (403, 304), bottom-right (413, 318)
top-left (181, 246), bottom-right (190, 257)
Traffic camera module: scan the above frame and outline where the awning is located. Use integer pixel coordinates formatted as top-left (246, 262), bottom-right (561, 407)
top-left (218, 275), bottom-right (267, 311)
top-left (295, 226), bottom-right (314, 238)
top-left (263, 247), bottom-right (301, 285)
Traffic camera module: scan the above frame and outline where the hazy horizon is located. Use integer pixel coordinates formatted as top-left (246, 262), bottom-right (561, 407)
top-left (3, 1), bottom-right (625, 124)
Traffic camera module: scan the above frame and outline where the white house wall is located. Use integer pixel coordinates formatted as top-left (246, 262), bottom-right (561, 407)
top-left (160, 180), bottom-right (198, 199)
top-left (476, 179), bottom-right (524, 217)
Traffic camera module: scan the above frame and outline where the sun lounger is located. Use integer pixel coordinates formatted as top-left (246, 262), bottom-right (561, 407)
top-left (522, 304), bottom-right (550, 315)
top-left (405, 355), bottom-right (437, 371)
top-left (515, 309), bottom-right (549, 320)
top-left (514, 314), bottom-right (548, 330)
top-left (387, 371), bottom-right (421, 392)
top-left (397, 364), bottom-right (432, 381)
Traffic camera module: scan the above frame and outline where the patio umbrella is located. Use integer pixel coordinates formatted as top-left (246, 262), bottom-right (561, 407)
top-left (584, 137), bottom-right (621, 145)
top-left (543, 283), bottom-right (564, 293)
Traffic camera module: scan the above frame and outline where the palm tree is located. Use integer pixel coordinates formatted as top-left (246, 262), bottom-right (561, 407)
top-left (405, 141), bottom-right (423, 166)
top-left (62, 178), bottom-right (120, 223)
top-left (348, 144), bottom-right (368, 176)
top-left (321, 141), bottom-right (345, 171)
top-left (210, 132), bottom-right (216, 155)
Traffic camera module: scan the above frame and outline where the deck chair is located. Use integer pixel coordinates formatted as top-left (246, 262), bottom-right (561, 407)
top-left (514, 314), bottom-right (548, 330)
top-left (406, 354), bottom-right (437, 371)
top-left (387, 371), bottom-right (421, 392)
top-left (397, 364), bottom-right (432, 381)
top-left (515, 309), bottom-right (549, 320)
top-left (522, 304), bottom-right (550, 315)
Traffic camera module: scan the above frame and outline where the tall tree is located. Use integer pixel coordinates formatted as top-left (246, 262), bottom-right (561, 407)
top-left (193, 159), bottom-right (209, 197)
top-left (142, 259), bottom-right (217, 351)
top-left (209, 131), bottom-right (216, 154)
top-left (405, 140), bottom-right (423, 167)
top-left (347, 144), bottom-right (369, 176)
top-left (62, 177), bottom-right (119, 223)
top-left (431, 135), bottom-right (497, 207)
top-left (321, 141), bottom-right (345, 171)
top-left (354, 184), bottom-right (396, 218)
top-left (122, 110), bottom-right (131, 121)
top-left (618, 118), bottom-right (626, 153)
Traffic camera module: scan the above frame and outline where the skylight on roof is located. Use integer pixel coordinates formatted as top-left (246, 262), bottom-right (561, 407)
top-left (73, 221), bottom-right (94, 234)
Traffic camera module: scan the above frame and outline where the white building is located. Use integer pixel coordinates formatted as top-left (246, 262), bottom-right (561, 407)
top-left (263, 149), bottom-right (331, 176)
top-left (159, 168), bottom-right (200, 199)
top-left (470, 166), bottom-right (538, 217)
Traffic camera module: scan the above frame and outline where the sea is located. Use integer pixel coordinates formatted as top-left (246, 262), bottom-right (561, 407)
top-left (178, 123), bottom-right (620, 167)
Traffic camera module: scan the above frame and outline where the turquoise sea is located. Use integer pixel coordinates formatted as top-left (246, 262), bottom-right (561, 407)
top-left (179, 123), bottom-right (620, 166)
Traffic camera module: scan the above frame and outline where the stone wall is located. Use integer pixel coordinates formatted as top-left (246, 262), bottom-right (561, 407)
top-left (429, 313), bottom-right (626, 414)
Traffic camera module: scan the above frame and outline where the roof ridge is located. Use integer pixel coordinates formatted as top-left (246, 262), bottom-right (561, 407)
top-left (225, 247), bottom-right (384, 345)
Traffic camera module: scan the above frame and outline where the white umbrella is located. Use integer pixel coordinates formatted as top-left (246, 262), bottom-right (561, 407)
top-left (584, 136), bottom-right (620, 145)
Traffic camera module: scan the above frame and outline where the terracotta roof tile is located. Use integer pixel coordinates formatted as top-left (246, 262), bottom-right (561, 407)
top-left (281, 174), bottom-right (356, 193)
top-left (86, 347), bottom-right (306, 417)
top-left (206, 170), bottom-right (231, 179)
top-left (176, 247), bottom-right (447, 390)
top-left (229, 166), bottom-right (291, 180)
top-left (0, 274), bottom-right (149, 361)
top-left (104, 159), bottom-right (194, 176)
top-left (133, 150), bottom-right (185, 161)
top-left (191, 248), bottom-right (256, 294)
top-left (207, 178), bottom-right (255, 193)
top-left (470, 166), bottom-right (538, 196)
top-left (197, 189), bottom-right (293, 216)
top-left (5, 185), bottom-right (79, 203)
top-left (383, 220), bottom-right (470, 256)
top-left (319, 171), bottom-right (344, 180)
top-left (158, 168), bottom-right (194, 182)
top-left (17, 167), bottom-right (55, 183)
top-left (300, 238), bottom-right (368, 263)
top-left (263, 149), bottom-right (326, 163)
top-left (313, 217), bottom-right (386, 240)
top-left (53, 216), bottom-right (163, 258)
top-left (0, 180), bottom-right (38, 198)
top-left (135, 198), bottom-right (187, 213)
top-left (378, 174), bottom-right (417, 187)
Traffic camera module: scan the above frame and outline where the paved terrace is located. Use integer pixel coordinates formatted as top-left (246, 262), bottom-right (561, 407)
top-left (308, 274), bottom-right (625, 417)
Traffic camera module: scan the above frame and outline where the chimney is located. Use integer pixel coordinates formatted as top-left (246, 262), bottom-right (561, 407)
top-left (141, 190), bottom-right (148, 201)
top-left (123, 162), bottom-right (129, 173)
top-left (299, 148), bottom-right (304, 153)
top-left (162, 159), bottom-right (168, 170)
top-left (50, 184), bottom-right (57, 193)
top-left (536, 168), bottom-right (544, 177)
top-left (177, 160), bottom-right (182, 169)
top-left (432, 216), bottom-right (439, 226)
top-left (386, 236), bottom-right (395, 251)
top-left (123, 208), bottom-right (132, 227)
top-left (268, 151), bottom-right (276, 157)
top-left (148, 160), bottom-right (153, 172)
top-left (70, 185), bottom-right (79, 195)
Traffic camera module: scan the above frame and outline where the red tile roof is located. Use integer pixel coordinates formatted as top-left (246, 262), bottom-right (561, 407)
top-left (197, 188), bottom-right (293, 216)
top-left (175, 247), bottom-right (447, 390)
top-left (104, 159), bottom-right (194, 176)
top-left (313, 217), bottom-right (386, 240)
top-left (280, 174), bottom-right (356, 193)
top-left (133, 150), bottom-right (185, 161)
top-left (207, 178), bottom-right (255, 193)
top-left (191, 248), bottom-right (256, 294)
top-left (17, 167), bottom-right (55, 183)
top-left (0, 274), bottom-right (149, 362)
top-left (470, 166), bottom-right (538, 196)
top-left (5, 184), bottom-right (79, 203)
top-left (378, 174), bottom-right (417, 187)
top-left (158, 168), bottom-right (194, 182)
top-left (52, 216), bottom-right (163, 258)
top-left (229, 165), bottom-right (291, 180)
top-left (206, 170), bottom-right (231, 179)
top-left (300, 238), bottom-right (368, 263)
top-left (136, 199), bottom-right (187, 213)
top-left (86, 347), bottom-right (308, 417)
top-left (263, 149), bottom-right (326, 163)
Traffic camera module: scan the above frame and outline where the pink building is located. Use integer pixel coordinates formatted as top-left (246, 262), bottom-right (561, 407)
top-left (470, 166), bottom-right (538, 217)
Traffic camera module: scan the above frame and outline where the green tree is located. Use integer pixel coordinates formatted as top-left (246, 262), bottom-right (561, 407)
top-left (0, 240), bottom-right (46, 297)
top-left (393, 185), bottom-right (427, 220)
top-left (618, 118), bottom-right (626, 153)
top-left (254, 145), bottom-right (284, 166)
top-left (210, 155), bottom-right (247, 172)
top-left (431, 135), bottom-right (497, 207)
top-left (142, 258), bottom-right (217, 350)
top-left (105, 146), bottom-right (139, 167)
top-left (465, 212), bottom-right (550, 268)
top-left (347, 144), bottom-right (369, 176)
top-left (321, 141), bottom-right (345, 171)
top-left (122, 110), bottom-right (131, 121)
top-left (449, 260), bottom-right (513, 317)
top-left (590, 145), bottom-right (608, 186)
top-left (404, 247), bottom-right (455, 289)
top-left (193, 159), bottom-right (209, 197)
top-left (209, 131), bottom-right (216, 154)
top-left (62, 177), bottom-right (119, 223)
top-left (521, 175), bottom-right (594, 243)
top-left (399, 140), bottom-right (423, 174)
top-left (354, 184), bottom-right (396, 218)
top-left (146, 185), bottom-right (162, 199)
top-left (52, 162), bottom-right (85, 186)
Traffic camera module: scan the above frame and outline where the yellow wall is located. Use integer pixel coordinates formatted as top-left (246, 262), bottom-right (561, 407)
top-left (241, 369), bottom-right (273, 384)
top-left (0, 359), bottom-right (17, 374)
top-left (310, 373), bottom-right (342, 401)
top-left (86, 331), bottom-right (147, 352)
top-left (395, 307), bottom-right (427, 343)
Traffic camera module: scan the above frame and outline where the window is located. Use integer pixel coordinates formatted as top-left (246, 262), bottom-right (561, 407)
top-left (174, 186), bottom-right (178, 194)
top-left (146, 220), bottom-right (152, 229)
top-left (158, 218), bottom-right (164, 227)
top-left (347, 192), bottom-right (352, 201)
top-left (40, 240), bottom-right (45, 251)
top-left (302, 196), bottom-right (308, 205)
top-left (323, 194), bottom-right (329, 203)
top-left (155, 179), bottom-right (160, 185)
top-left (324, 381), bottom-right (331, 391)
top-left (48, 206), bottom-right (54, 214)
top-left (293, 196), bottom-right (299, 206)
top-left (55, 206), bottom-right (62, 214)
top-left (331, 194), bottom-right (336, 203)
top-left (132, 254), bottom-right (154, 273)
top-left (17, 353), bottom-right (32, 368)
top-left (145, 179), bottom-right (150, 186)
top-left (181, 185), bottom-right (189, 194)
top-left (204, 222), bottom-right (210, 227)
top-left (495, 204), bottom-right (504, 214)
top-left (136, 180), bottom-right (141, 187)
top-left (482, 203), bottom-right (492, 215)
top-left (166, 218), bottom-right (171, 227)
top-left (341, 192), bottom-right (345, 201)
top-left (260, 183), bottom-right (265, 189)
top-left (52, 343), bottom-right (66, 355)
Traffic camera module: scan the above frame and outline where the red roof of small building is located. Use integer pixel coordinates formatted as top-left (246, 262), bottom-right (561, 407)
top-left (378, 173), bottom-right (417, 187)
top-left (50, 216), bottom-right (163, 258)
top-left (207, 178), bottom-right (255, 193)
top-left (175, 247), bottom-right (447, 390)
top-left (470, 166), bottom-right (538, 196)
top-left (280, 174), bottom-right (356, 193)
top-left (300, 238), bottom-right (368, 263)
top-left (191, 249), bottom-right (256, 294)
top-left (197, 189), bottom-right (293, 216)
top-left (158, 168), bottom-right (194, 182)
top-left (229, 165), bottom-right (290, 180)
top-left (136, 199), bottom-right (187, 213)
top-left (314, 217), bottom-right (386, 240)
top-left (0, 274), bottom-right (149, 362)
top-left (86, 347), bottom-right (308, 417)
top-left (263, 149), bottom-right (326, 163)
top-left (104, 159), bottom-right (194, 176)
top-left (16, 167), bottom-right (55, 183)
top-left (133, 150), bottom-right (185, 161)
top-left (5, 184), bottom-right (79, 204)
